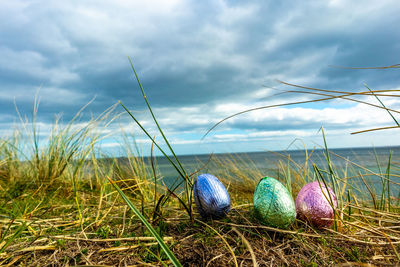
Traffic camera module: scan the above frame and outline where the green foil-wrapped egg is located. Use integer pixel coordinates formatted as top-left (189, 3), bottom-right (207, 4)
top-left (253, 176), bottom-right (296, 229)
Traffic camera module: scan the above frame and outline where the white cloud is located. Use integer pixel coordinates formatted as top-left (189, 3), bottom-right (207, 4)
top-left (1, 0), bottom-right (400, 155)
top-left (113, 93), bottom-right (400, 151)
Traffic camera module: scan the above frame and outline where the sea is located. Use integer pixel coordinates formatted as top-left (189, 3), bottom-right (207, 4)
top-left (143, 146), bottom-right (400, 198)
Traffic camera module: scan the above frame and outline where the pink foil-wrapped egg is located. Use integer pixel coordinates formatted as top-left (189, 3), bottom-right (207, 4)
top-left (295, 181), bottom-right (337, 228)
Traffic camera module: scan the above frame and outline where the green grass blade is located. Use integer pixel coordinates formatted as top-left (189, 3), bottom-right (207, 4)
top-left (0, 219), bottom-right (15, 245)
top-left (120, 101), bottom-right (193, 218)
top-left (373, 148), bottom-right (385, 210)
top-left (127, 57), bottom-right (189, 182)
top-left (313, 164), bottom-right (338, 231)
top-left (320, 127), bottom-right (340, 208)
top-left (108, 178), bottom-right (182, 267)
top-left (385, 151), bottom-right (392, 211)
top-left (145, 247), bottom-right (169, 267)
top-left (347, 190), bottom-right (351, 218)
top-left (127, 57), bottom-right (193, 216)
top-left (286, 158), bottom-right (292, 195)
top-left (119, 102), bottom-right (187, 184)
top-left (359, 171), bottom-right (377, 209)
top-left (0, 222), bottom-right (27, 253)
top-left (365, 84), bottom-right (400, 126)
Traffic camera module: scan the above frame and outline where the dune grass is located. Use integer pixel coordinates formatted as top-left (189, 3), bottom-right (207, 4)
top-left (0, 115), bottom-right (399, 265)
top-left (1, 63), bottom-right (400, 266)
top-left (0, 123), bottom-right (399, 266)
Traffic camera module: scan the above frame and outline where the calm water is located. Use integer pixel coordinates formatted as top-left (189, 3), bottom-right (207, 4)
top-left (143, 146), bottom-right (400, 198)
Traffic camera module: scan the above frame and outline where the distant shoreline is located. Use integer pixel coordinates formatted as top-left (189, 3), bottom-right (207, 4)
top-left (132, 144), bottom-right (400, 160)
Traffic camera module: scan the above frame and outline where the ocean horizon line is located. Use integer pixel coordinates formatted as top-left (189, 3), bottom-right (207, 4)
top-left (118, 144), bottom-right (400, 160)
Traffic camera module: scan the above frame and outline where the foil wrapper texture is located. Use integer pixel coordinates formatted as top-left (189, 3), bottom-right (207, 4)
top-left (253, 177), bottom-right (296, 229)
top-left (194, 174), bottom-right (231, 219)
top-left (295, 181), bottom-right (337, 228)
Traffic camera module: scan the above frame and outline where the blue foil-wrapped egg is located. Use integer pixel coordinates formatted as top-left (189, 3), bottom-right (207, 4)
top-left (253, 176), bottom-right (296, 229)
top-left (193, 174), bottom-right (231, 219)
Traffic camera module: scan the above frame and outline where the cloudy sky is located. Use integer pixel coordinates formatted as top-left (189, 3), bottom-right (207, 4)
top-left (1, 0), bottom-right (400, 155)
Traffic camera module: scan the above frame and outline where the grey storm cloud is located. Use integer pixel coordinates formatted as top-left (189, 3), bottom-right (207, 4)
top-left (0, 0), bottom-right (400, 133)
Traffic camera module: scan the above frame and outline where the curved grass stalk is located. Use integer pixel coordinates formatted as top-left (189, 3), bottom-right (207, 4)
top-left (328, 63), bottom-right (400, 69)
top-left (195, 219), bottom-right (239, 267)
top-left (203, 78), bottom-right (400, 138)
top-left (127, 57), bottom-right (188, 181)
top-left (364, 84), bottom-right (399, 126)
top-left (121, 57), bottom-right (196, 219)
top-left (119, 102), bottom-right (193, 219)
